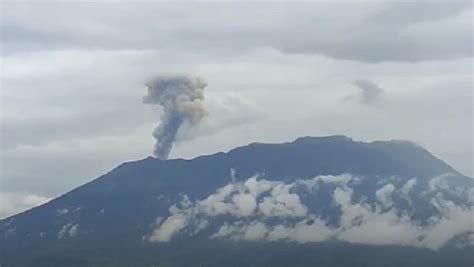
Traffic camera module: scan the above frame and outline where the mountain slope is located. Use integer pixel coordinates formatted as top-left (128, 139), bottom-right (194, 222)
top-left (1, 136), bottom-right (473, 267)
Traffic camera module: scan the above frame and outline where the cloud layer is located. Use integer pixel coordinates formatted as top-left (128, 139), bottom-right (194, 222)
top-left (3, 1), bottom-right (472, 62)
top-left (149, 173), bottom-right (473, 250)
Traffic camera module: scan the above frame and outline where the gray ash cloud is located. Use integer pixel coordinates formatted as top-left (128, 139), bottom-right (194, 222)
top-left (143, 75), bottom-right (207, 159)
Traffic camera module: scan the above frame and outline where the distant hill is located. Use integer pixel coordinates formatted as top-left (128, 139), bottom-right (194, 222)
top-left (1, 136), bottom-right (473, 267)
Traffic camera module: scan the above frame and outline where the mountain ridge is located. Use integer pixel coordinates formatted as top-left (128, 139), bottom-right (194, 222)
top-left (0, 135), bottom-right (467, 228)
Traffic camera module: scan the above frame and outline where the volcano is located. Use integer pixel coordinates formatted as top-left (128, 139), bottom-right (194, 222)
top-left (1, 136), bottom-right (473, 267)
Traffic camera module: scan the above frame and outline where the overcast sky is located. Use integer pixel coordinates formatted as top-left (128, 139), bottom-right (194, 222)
top-left (0, 0), bottom-right (472, 218)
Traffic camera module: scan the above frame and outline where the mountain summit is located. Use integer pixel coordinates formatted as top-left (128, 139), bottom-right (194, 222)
top-left (1, 136), bottom-right (473, 267)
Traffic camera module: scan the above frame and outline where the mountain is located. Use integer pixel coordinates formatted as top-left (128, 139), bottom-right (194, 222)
top-left (1, 136), bottom-right (473, 267)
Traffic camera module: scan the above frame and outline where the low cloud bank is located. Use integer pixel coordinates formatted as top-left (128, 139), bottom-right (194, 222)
top-left (149, 173), bottom-right (473, 249)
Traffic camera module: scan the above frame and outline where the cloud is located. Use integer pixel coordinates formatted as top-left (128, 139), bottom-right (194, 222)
top-left (316, 174), bottom-right (353, 185)
top-left (232, 193), bottom-right (257, 217)
top-left (400, 178), bottom-right (417, 196)
top-left (176, 93), bottom-right (265, 142)
top-left (149, 214), bottom-right (188, 242)
top-left (149, 195), bottom-right (194, 242)
top-left (267, 218), bottom-right (334, 243)
top-left (334, 186), bottom-right (423, 246)
top-left (148, 173), bottom-right (473, 249)
top-left (375, 183), bottom-right (395, 209)
top-left (57, 223), bottom-right (79, 239)
top-left (2, 1), bottom-right (472, 62)
top-left (428, 173), bottom-right (453, 192)
top-left (259, 184), bottom-right (307, 218)
top-left (423, 198), bottom-right (474, 249)
top-left (349, 80), bottom-right (385, 105)
top-left (148, 174), bottom-right (316, 242)
top-left (0, 192), bottom-right (51, 219)
top-left (212, 221), bottom-right (270, 241)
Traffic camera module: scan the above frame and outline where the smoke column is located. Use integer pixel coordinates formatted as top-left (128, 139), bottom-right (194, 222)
top-left (143, 75), bottom-right (207, 159)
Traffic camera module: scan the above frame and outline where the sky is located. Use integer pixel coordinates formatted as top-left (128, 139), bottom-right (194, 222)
top-left (0, 0), bottom-right (473, 219)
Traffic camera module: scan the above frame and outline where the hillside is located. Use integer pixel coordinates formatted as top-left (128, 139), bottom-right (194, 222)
top-left (1, 136), bottom-right (472, 267)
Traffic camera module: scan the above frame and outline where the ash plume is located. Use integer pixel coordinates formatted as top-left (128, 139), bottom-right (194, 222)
top-left (143, 75), bottom-right (207, 159)
top-left (353, 80), bottom-right (385, 105)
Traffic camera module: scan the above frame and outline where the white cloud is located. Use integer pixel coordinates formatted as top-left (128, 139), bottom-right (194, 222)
top-left (422, 199), bottom-right (474, 249)
top-left (148, 173), bottom-right (473, 249)
top-left (212, 221), bottom-right (270, 241)
top-left (211, 223), bottom-right (236, 240)
top-left (400, 178), bottom-right (417, 196)
top-left (242, 222), bottom-right (269, 241)
top-left (232, 194), bottom-right (257, 217)
top-left (58, 223), bottom-right (79, 239)
top-left (334, 185), bottom-right (473, 249)
top-left (244, 176), bottom-right (279, 197)
top-left (375, 183), bottom-right (396, 209)
top-left (149, 214), bottom-right (188, 242)
top-left (335, 187), bottom-right (422, 246)
top-left (267, 218), bottom-right (334, 243)
top-left (259, 184), bottom-right (307, 218)
top-left (428, 173), bottom-right (453, 192)
top-left (150, 175), bottom-right (314, 241)
top-left (0, 192), bottom-right (51, 219)
top-left (176, 93), bottom-right (266, 142)
top-left (316, 174), bottom-right (354, 185)
top-left (198, 183), bottom-right (236, 216)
